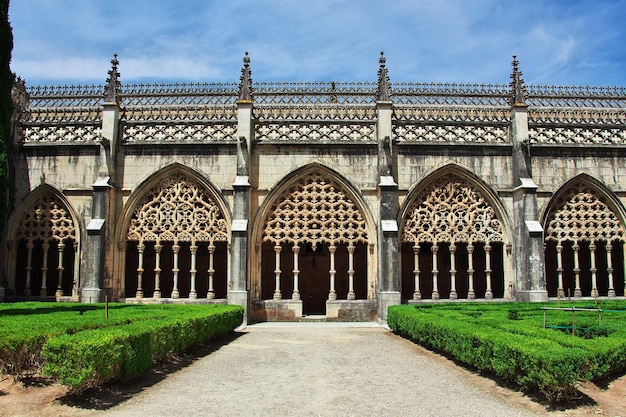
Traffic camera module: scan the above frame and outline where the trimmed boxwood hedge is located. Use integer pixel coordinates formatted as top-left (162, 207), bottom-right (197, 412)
top-left (388, 302), bottom-right (626, 400)
top-left (0, 302), bottom-right (243, 392)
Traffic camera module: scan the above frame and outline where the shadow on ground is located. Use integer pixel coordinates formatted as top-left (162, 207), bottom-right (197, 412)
top-left (58, 331), bottom-right (243, 411)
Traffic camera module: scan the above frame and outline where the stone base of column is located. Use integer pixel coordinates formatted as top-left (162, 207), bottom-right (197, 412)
top-left (55, 289), bottom-right (63, 299)
top-left (40, 288), bottom-right (47, 297)
top-left (574, 289), bottom-right (582, 298)
top-left (172, 290), bottom-right (180, 299)
top-left (327, 300), bottom-right (376, 321)
top-left (0, 287), bottom-right (4, 302)
top-left (515, 289), bottom-right (548, 302)
top-left (81, 287), bottom-right (102, 303)
top-left (449, 290), bottom-right (457, 300)
top-left (228, 290), bottom-right (249, 325)
top-left (432, 290), bottom-right (440, 300)
top-left (485, 290), bottom-right (493, 300)
top-left (189, 290), bottom-right (197, 299)
top-left (608, 289), bottom-right (616, 297)
top-left (468, 290), bottom-right (476, 300)
top-left (377, 291), bottom-right (401, 321)
top-left (154, 290), bottom-right (161, 299)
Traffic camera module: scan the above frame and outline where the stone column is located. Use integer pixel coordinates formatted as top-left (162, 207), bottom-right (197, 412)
top-left (376, 99), bottom-right (400, 320)
top-left (509, 58), bottom-right (547, 302)
top-left (81, 177), bottom-right (111, 303)
top-left (228, 94), bottom-right (252, 322)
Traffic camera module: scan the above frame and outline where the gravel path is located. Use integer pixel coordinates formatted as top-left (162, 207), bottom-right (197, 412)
top-left (85, 322), bottom-right (542, 417)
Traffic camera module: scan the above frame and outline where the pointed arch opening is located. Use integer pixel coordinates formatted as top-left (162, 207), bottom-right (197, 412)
top-left (400, 168), bottom-right (509, 301)
top-left (543, 176), bottom-right (626, 298)
top-left (120, 167), bottom-right (231, 300)
top-left (8, 185), bottom-right (80, 298)
top-left (254, 165), bottom-right (374, 316)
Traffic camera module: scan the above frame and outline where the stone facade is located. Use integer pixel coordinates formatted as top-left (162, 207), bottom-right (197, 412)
top-left (2, 53), bottom-right (626, 322)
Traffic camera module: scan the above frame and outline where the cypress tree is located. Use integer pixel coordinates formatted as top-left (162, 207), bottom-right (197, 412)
top-left (0, 0), bottom-right (12, 236)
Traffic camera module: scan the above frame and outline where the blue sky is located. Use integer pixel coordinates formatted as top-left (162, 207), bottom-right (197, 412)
top-left (8, 0), bottom-right (626, 87)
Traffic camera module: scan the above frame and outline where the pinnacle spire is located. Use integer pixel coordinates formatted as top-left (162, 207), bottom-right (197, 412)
top-left (509, 55), bottom-right (526, 106)
top-left (238, 51), bottom-right (253, 101)
top-left (377, 51), bottom-right (391, 102)
top-left (104, 53), bottom-right (121, 104)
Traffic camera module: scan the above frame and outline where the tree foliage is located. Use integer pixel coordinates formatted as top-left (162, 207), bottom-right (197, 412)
top-left (0, 0), bottom-right (11, 237)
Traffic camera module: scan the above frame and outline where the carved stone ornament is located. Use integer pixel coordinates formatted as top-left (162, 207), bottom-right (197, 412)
top-left (127, 172), bottom-right (228, 244)
top-left (263, 173), bottom-right (368, 248)
top-left (17, 194), bottom-right (76, 243)
top-left (402, 174), bottom-right (504, 244)
top-left (546, 182), bottom-right (625, 243)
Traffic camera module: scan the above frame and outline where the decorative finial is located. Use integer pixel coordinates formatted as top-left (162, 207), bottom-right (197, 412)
top-left (238, 51), bottom-right (253, 101)
top-left (377, 51), bottom-right (391, 102)
top-left (104, 53), bottom-right (121, 104)
top-left (12, 76), bottom-right (29, 114)
top-left (509, 55), bottom-right (526, 106)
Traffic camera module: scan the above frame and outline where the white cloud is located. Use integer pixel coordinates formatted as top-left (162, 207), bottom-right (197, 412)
top-left (8, 0), bottom-right (626, 87)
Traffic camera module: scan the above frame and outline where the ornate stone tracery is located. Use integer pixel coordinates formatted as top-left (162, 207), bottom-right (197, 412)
top-left (263, 173), bottom-right (369, 247)
top-left (15, 193), bottom-right (78, 297)
top-left (402, 175), bottom-right (504, 244)
top-left (127, 172), bottom-right (228, 244)
top-left (17, 194), bottom-right (76, 244)
top-left (545, 182), bottom-right (625, 243)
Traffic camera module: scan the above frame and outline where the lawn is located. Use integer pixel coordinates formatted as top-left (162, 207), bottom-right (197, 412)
top-left (387, 301), bottom-right (626, 401)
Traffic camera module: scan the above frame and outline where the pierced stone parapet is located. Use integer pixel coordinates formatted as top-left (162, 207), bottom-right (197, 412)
top-left (256, 122), bottom-right (374, 143)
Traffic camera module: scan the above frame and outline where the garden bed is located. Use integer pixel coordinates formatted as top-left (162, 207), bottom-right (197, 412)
top-left (387, 301), bottom-right (626, 401)
top-left (0, 302), bottom-right (243, 392)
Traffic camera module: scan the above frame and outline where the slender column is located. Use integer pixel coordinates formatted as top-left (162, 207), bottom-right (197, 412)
top-left (590, 243), bottom-right (598, 297)
top-left (347, 244), bottom-right (356, 300)
top-left (172, 244), bottom-right (180, 299)
top-left (153, 244), bottom-right (162, 298)
top-left (449, 244), bottom-right (457, 300)
top-left (556, 244), bottom-right (564, 297)
top-left (485, 244), bottom-right (493, 299)
top-left (412, 244), bottom-right (421, 300)
top-left (431, 244), bottom-right (439, 300)
top-left (467, 244), bottom-right (475, 300)
top-left (40, 242), bottom-right (50, 297)
top-left (292, 245), bottom-right (300, 300)
top-left (207, 244), bottom-right (216, 299)
top-left (72, 242), bottom-right (79, 298)
top-left (607, 243), bottom-right (615, 297)
top-left (24, 241), bottom-right (34, 296)
top-left (189, 244), bottom-right (198, 299)
top-left (573, 243), bottom-right (582, 297)
top-left (329, 245), bottom-right (337, 300)
top-left (273, 244), bottom-right (282, 301)
top-left (56, 242), bottom-right (65, 298)
top-left (136, 243), bottom-right (144, 298)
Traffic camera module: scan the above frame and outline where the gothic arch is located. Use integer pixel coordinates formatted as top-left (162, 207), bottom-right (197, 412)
top-left (399, 165), bottom-right (511, 301)
top-left (117, 164), bottom-right (231, 299)
top-left (6, 184), bottom-right (81, 297)
top-left (251, 163), bottom-right (376, 313)
top-left (542, 174), bottom-right (626, 297)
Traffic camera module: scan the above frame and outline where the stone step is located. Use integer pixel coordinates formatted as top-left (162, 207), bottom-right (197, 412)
top-left (300, 315), bottom-right (328, 322)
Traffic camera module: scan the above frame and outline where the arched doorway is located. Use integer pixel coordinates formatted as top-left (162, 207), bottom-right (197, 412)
top-left (260, 171), bottom-right (370, 316)
top-left (401, 173), bottom-right (507, 301)
top-left (544, 179), bottom-right (626, 298)
top-left (124, 171), bottom-right (229, 299)
top-left (12, 190), bottom-right (78, 298)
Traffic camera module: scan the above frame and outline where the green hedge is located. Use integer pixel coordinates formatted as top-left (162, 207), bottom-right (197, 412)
top-left (42, 305), bottom-right (243, 392)
top-left (0, 302), bottom-right (243, 391)
top-left (388, 303), bottom-right (626, 400)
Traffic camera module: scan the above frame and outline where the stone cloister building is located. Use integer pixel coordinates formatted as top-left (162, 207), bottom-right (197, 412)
top-left (2, 53), bottom-right (626, 322)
